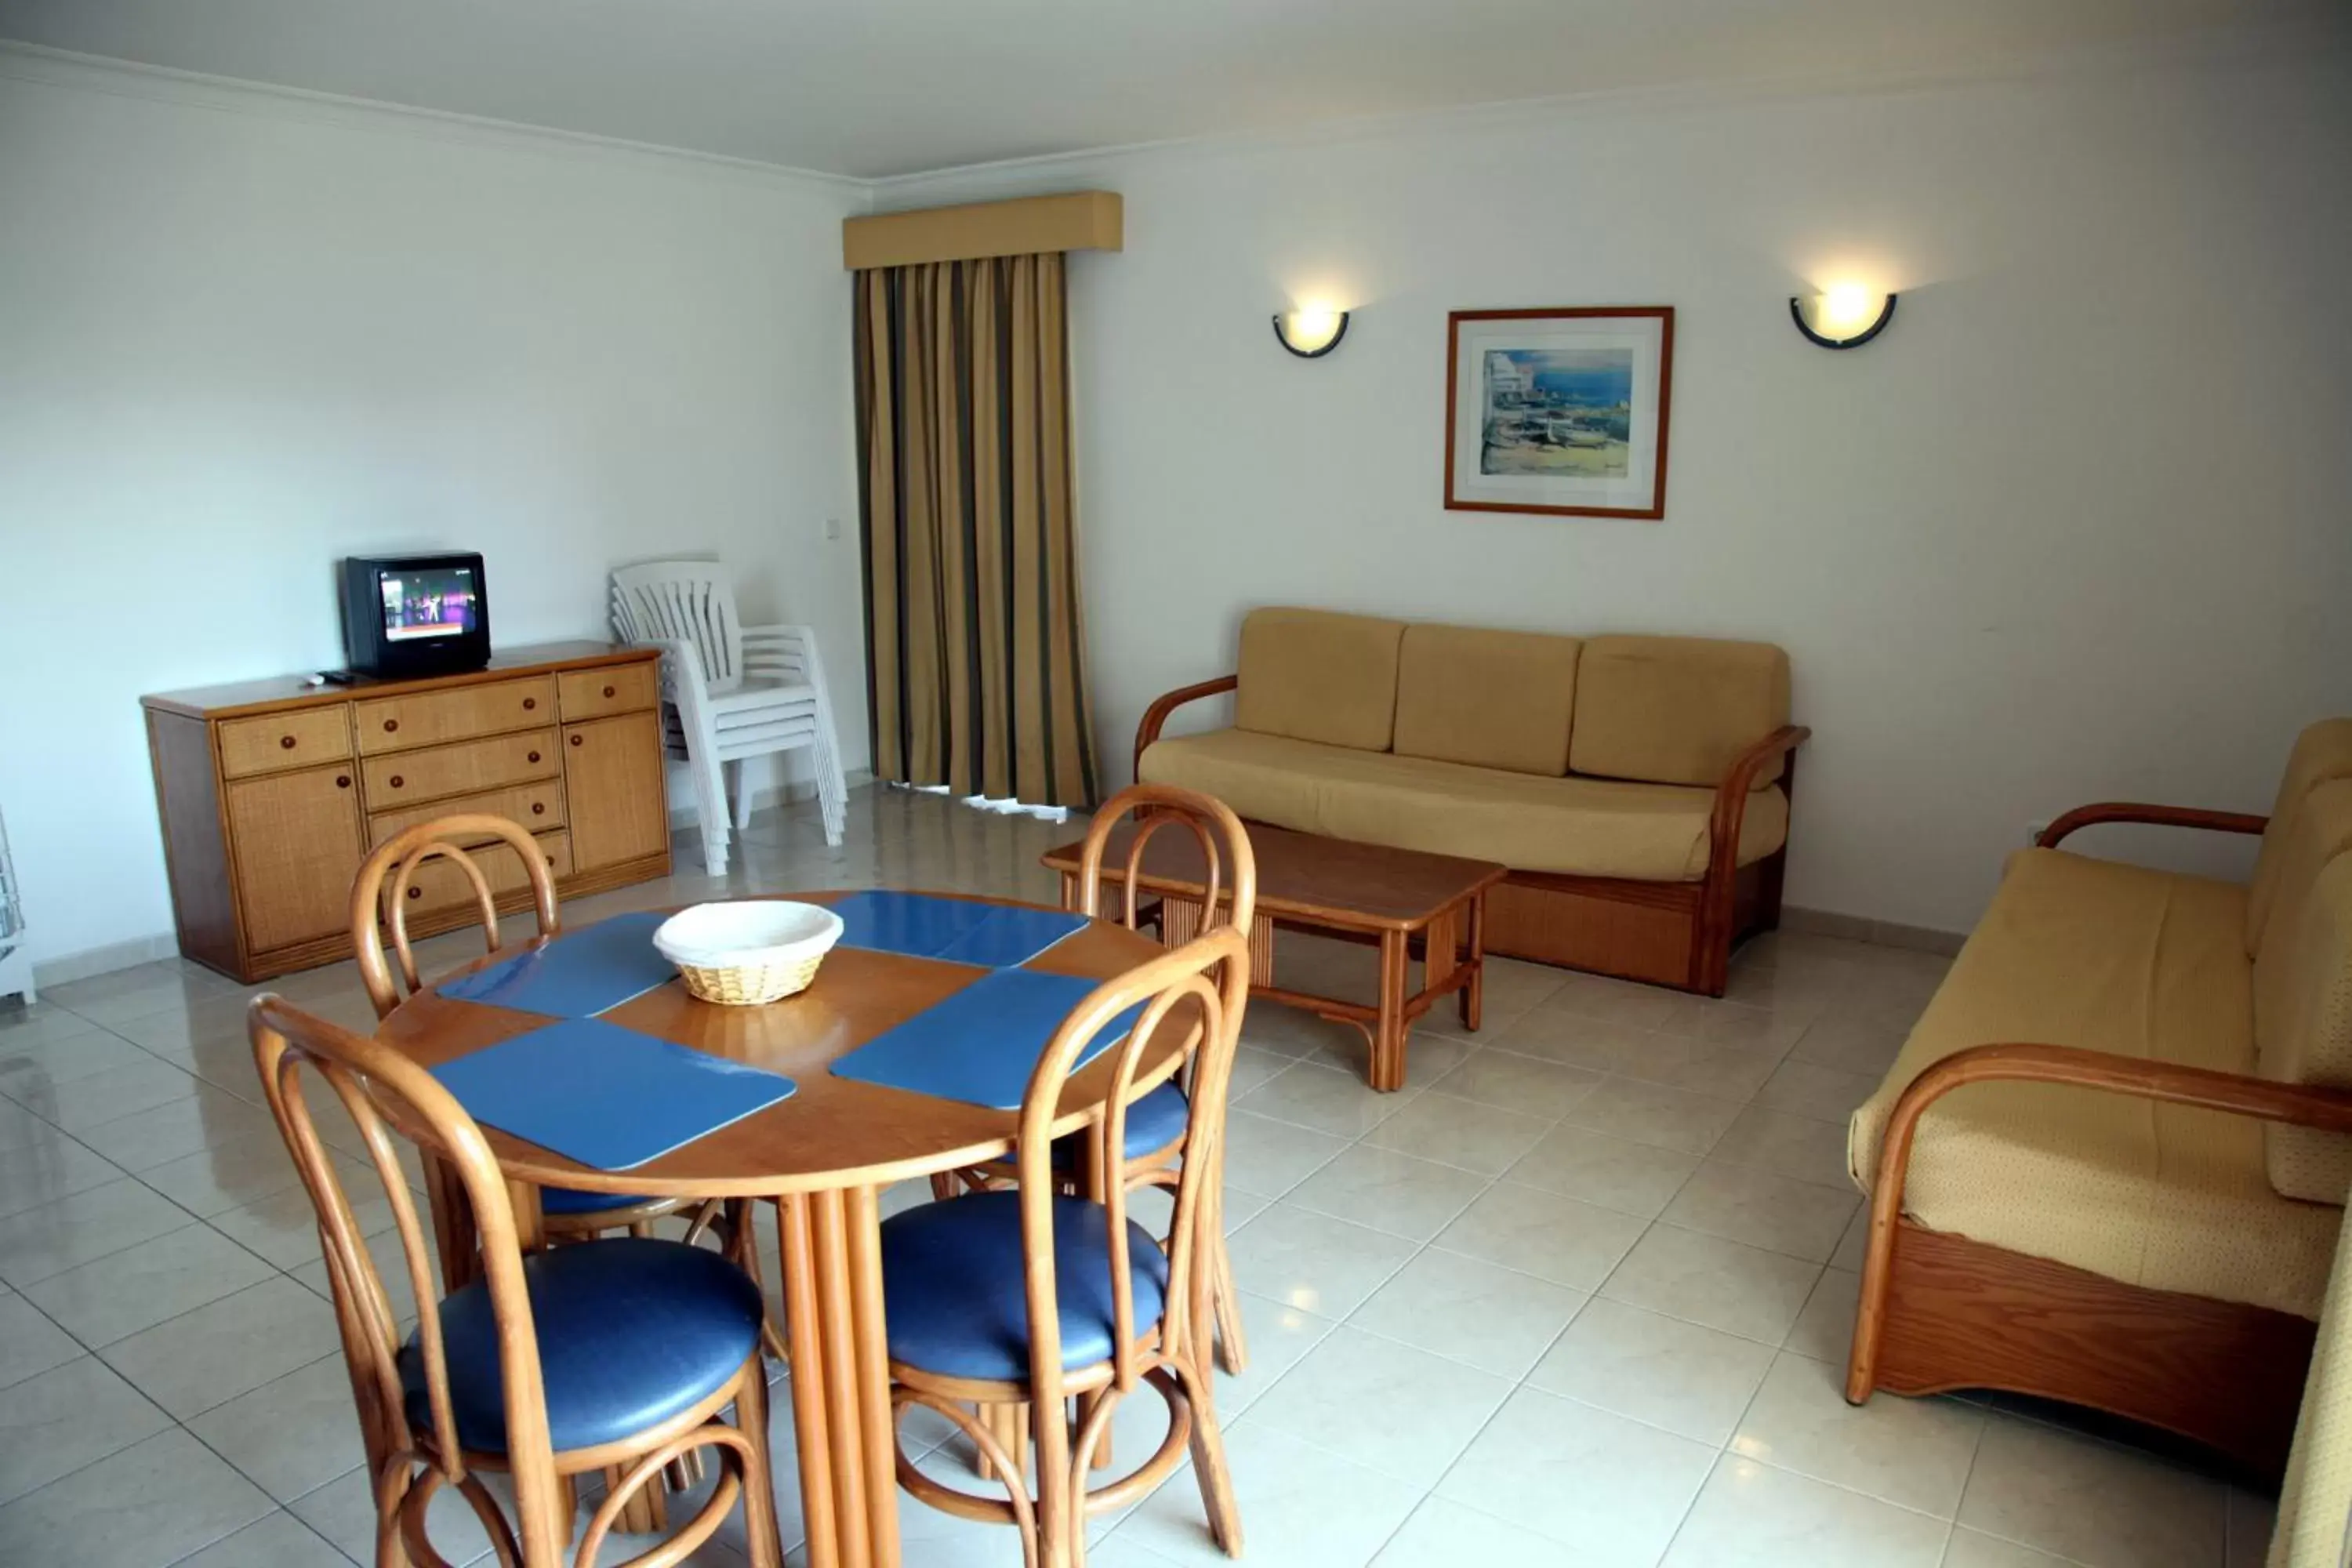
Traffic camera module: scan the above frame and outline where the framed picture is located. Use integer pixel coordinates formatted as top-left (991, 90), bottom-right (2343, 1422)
top-left (1445, 307), bottom-right (1675, 520)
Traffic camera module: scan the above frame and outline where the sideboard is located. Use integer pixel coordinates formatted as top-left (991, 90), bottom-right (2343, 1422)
top-left (143, 641), bottom-right (672, 982)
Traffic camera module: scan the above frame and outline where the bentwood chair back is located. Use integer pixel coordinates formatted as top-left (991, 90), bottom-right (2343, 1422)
top-left (350, 815), bottom-right (691, 1243)
top-left (880, 924), bottom-right (1252, 1566)
top-left (249, 994), bottom-right (783, 1568)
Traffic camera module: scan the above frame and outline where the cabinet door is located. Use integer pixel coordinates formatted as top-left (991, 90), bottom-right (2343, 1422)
top-left (562, 710), bottom-right (670, 872)
top-left (226, 763), bottom-right (365, 953)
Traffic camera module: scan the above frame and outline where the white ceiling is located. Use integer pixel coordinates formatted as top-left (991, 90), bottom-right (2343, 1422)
top-left (0, 0), bottom-right (2334, 180)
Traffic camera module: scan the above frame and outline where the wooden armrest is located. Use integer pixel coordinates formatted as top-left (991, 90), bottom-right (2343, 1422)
top-left (1849, 1041), bottom-right (2352, 1401)
top-left (2037, 803), bottom-right (2267, 848)
top-left (1132, 673), bottom-right (1239, 775)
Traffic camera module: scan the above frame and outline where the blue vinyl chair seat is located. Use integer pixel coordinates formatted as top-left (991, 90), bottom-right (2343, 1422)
top-left (880, 1192), bottom-right (1169, 1382)
top-left (537, 1185), bottom-right (657, 1217)
top-left (1050, 1081), bottom-right (1190, 1168)
top-left (398, 1236), bottom-right (763, 1454)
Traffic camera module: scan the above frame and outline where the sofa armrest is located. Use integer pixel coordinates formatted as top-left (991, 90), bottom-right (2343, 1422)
top-left (2036, 802), bottom-right (2267, 848)
top-left (1849, 1041), bottom-right (2352, 1403)
top-left (1132, 673), bottom-right (1239, 775)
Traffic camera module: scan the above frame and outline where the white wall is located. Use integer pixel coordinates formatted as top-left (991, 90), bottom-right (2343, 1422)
top-left (876, 46), bottom-right (2352, 935)
top-left (0, 59), bottom-right (870, 975)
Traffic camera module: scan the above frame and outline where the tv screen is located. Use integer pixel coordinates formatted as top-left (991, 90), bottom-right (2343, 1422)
top-left (379, 564), bottom-right (480, 643)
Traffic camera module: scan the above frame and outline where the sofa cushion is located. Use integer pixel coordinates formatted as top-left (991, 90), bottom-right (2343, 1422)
top-left (1569, 635), bottom-right (1789, 789)
top-left (2255, 781), bottom-right (2352, 1203)
top-left (1234, 608), bottom-right (1406, 753)
top-left (1138, 728), bottom-right (1785, 881)
top-left (1848, 846), bottom-right (2339, 1319)
top-left (1392, 624), bottom-right (1581, 777)
top-left (2249, 720), bottom-right (2352, 955)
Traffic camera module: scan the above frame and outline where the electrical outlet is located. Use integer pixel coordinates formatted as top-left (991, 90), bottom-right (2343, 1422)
top-left (823, 517), bottom-right (843, 541)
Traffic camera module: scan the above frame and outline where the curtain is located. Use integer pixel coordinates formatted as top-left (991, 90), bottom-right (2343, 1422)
top-left (854, 252), bottom-right (1099, 809)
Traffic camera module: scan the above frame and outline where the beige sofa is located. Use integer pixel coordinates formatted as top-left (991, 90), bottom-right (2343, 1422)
top-left (1134, 608), bottom-right (1807, 993)
top-left (1844, 718), bottom-right (2352, 1475)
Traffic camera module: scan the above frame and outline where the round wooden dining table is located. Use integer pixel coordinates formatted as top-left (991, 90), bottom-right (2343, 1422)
top-left (372, 890), bottom-right (1179, 1568)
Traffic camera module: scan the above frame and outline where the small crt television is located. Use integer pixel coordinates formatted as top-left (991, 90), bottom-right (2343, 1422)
top-left (339, 554), bottom-right (492, 677)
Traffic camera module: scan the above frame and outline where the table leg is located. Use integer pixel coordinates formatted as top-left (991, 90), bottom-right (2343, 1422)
top-left (1462, 894), bottom-right (1486, 1033)
top-left (1372, 928), bottom-right (1410, 1092)
top-left (423, 1155), bottom-right (479, 1293)
top-left (780, 1187), bottom-right (901, 1568)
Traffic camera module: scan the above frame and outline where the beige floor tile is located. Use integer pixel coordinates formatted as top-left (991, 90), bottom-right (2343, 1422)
top-left (21, 1222), bottom-right (276, 1348)
top-left (1436, 1386), bottom-right (1715, 1565)
top-left (1601, 1224), bottom-right (1823, 1344)
top-left (1207, 1290), bottom-right (1337, 1416)
top-left (1244, 1326), bottom-right (1513, 1486)
top-left (0, 1354), bottom-right (173, 1504)
top-left (1831, 1205), bottom-right (1869, 1272)
top-left (1940, 1529), bottom-right (2078, 1566)
top-left (1530, 1297), bottom-right (1775, 1445)
top-left (1426, 1048), bottom-right (1602, 1120)
top-left (1221, 1046), bottom-right (1290, 1101)
top-left (1784, 1267), bottom-right (1862, 1363)
top-left (107, 996), bottom-right (249, 1058)
top-left (1732, 1352), bottom-right (1983, 1516)
top-left (0, 1027), bottom-right (154, 1091)
top-left (1612, 1033), bottom-right (1786, 1101)
top-left (2, 1055), bottom-right (201, 1135)
top-left (0, 1428), bottom-right (273, 1568)
top-left (1282, 1145), bottom-right (1491, 1242)
top-left (2227, 1489), bottom-right (2278, 1568)
top-left (1710, 1103), bottom-right (1855, 1190)
top-left (1483, 1008), bottom-right (1656, 1073)
top-left (209, 1181), bottom-right (394, 1270)
top-left (1432, 1181), bottom-right (1648, 1290)
top-left (1790, 1011), bottom-right (1912, 1077)
top-left (0, 1178), bottom-right (193, 1287)
top-left (0, 1132), bottom-right (124, 1220)
top-left (1218, 1110), bottom-right (1348, 1199)
top-left (0, 1288), bottom-right (82, 1388)
top-left (1370, 1496), bottom-right (1581, 1566)
top-left (1116, 1420), bottom-right (1419, 1566)
top-left (136, 1127), bottom-right (314, 1220)
top-left (0, 1098), bottom-right (58, 1153)
top-left (1232, 1061), bottom-right (1414, 1139)
top-left (49, 964), bottom-right (245, 1028)
top-left (1348, 1247), bottom-right (1586, 1378)
top-left (172, 1509), bottom-right (357, 1566)
top-left (289, 1460), bottom-right (495, 1566)
top-left (1957, 1416), bottom-right (2227, 1568)
top-left (1504, 1123), bottom-right (1700, 1218)
top-left (1239, 997), bottom-right (1359, 1059)
top-left (1662, 1453), bottom-right (1950, 1566)
top-left (1224, 1203), bottom-right (1417, 1319)
top-left (1661, 1160), bottom-right (1860, 1262)
top-left (1359, 1091), bottom-right (1554, 1176)
top-left (1544, 975), bottom-right (1697, 1030)
top-left (187, 1354), bottom-right (370, 1505)
top-left (0, 1004), bottom-right (106, 1052)
top-left (99, 1276), bottom-right (343, 1420)
top-left (1559, 1075), bottom-right (1745, 1156)
top-left (1753, 1058), bottom-right (1881, 1123)
top-left (1664, 998), bottom-right (1814, 1054)
top-left (71, 1084), bottom-right (277, 1171)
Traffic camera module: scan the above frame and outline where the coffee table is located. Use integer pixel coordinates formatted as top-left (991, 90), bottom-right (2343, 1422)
top-left (1043, 821), bottom-right (1508, 1091)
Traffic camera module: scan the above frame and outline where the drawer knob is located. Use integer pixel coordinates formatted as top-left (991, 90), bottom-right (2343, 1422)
top-left (388, 775), bottom-right (404, 789)
top-left (569, 734), bottom-right (584, 749)
top-left (383, 719), bottom-right (399, 733)
top-left (279, 735), bottom-right (297, 750)
top-left (523, 697), bottom-right (537, 710)
top-left (407, 886), bottom-right (422, 900)
top-left (527, 750), bottom-right (542, 764)
top-left (335, 775), bottom-right (351, 789)
top-left (602, 684), bottom-right (616, 699)
top-left (531, 802), bottom-right (546, 816)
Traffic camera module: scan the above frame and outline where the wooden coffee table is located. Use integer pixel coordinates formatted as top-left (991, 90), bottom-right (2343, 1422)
top-left (1043, 822), bottom-right (1508, 1091)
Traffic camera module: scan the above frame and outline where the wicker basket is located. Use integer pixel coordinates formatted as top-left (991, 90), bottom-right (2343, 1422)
top-left (653, 901), bottom-right (844, 1007)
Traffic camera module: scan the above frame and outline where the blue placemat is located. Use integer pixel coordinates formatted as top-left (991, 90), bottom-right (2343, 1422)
top-left (430, 1017), bottom-right (797, 1171)
top-left (435, 912), bottom-right (676, 1018)
top-left (829, 891), bottom-right (1085, 968)
top-left (829, 967), bottom-right (1145, 1110)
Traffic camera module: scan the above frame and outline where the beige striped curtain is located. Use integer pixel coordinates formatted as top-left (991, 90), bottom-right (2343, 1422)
top-left (853, 252), bottom-right (1099, 808)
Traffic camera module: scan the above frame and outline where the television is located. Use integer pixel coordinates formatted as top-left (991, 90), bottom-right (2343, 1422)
top-left (339, 554), bottom-right (492, 677)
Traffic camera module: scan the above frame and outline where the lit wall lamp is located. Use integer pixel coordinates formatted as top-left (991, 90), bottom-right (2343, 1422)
top-left (1272, 305), bottom-right (1349, 358)
top-left (1791, 282), bottom-right (1896, 349)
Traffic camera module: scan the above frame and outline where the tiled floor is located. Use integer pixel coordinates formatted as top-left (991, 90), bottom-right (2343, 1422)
top-left (0, 786), bottom-right (2279, 1566)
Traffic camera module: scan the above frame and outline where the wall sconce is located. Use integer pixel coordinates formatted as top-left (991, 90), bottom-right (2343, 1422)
top-left (1791, 283), bottom-right (1896, 349)
top-left (1272, 306), bottom-right (1349, 358)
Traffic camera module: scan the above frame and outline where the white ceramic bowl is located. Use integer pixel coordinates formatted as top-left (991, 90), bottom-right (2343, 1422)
top-left (653, 900), bottom-right (844, 1004)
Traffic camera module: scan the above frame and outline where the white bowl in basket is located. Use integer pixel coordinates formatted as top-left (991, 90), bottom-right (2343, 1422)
top-left (653, 900), bottom-right (844, 1006)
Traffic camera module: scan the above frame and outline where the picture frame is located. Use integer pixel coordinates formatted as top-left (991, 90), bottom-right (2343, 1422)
top-left (1444, 306), bottom-right (1675, 520)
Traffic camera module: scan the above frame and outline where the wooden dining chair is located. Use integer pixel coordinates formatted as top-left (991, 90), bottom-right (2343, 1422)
top-left (352, 815), bottom-right (696, 1246)
top-left (882, 924), bottom-right (1251, 1568)
top-left (248, 993), bottom-right (785, 1568)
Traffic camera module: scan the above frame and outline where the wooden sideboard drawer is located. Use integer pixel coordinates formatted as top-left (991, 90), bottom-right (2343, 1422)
top-left (557, 662), bottom-right (659, 722)
top-left (218, 708), bottom-right (353, 780)
top-left (368, 779), bottom-right (566, 848)
top-left (355, 677), bottom-right (557, 756)
top-left (389, 829), bottom-right (572, 919)
top-left (361, 728), bottom-right (558, 806)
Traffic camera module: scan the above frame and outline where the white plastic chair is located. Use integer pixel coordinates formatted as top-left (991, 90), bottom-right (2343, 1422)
top-left (609, 561), bottom-right (848, 873)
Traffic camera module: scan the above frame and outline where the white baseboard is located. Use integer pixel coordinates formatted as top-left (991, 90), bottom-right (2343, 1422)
top-left (32, 931), bottom-right (185, 990)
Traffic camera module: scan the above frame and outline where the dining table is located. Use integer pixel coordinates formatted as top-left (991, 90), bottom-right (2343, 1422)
top-left (369, 888), bottom-right (1182, 1568)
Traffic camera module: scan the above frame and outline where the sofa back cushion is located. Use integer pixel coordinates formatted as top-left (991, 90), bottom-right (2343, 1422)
top-left (1569, 635), bottom-right (1791, 788)
top-left (2256, 779), bottom-right (2352, 1202)
top-left (1234, 608), bottom-right (1407, 752)
top-left (1392, 625), bottom-right (1582, 777)
top-left (2248, 719), bottom-right (2352, 956)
